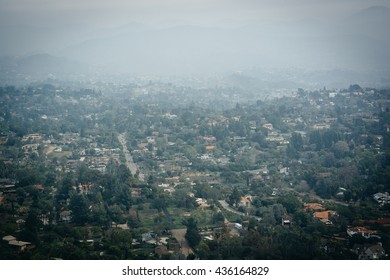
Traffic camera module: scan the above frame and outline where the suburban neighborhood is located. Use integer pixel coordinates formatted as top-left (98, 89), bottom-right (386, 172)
top-left (0, 82), bottom-right (389, 259)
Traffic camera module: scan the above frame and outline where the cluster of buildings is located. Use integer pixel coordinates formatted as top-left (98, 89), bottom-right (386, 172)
top-left (17, 132), bottom-right (121, 173)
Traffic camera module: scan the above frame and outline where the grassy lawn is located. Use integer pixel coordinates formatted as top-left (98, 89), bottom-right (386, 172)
top-left (190, 209), bottom-right (215, 228)
top-left (134, 203), bottom-right (160, 229)
top-left (166, 207), bottom-right (217, 228)
top-left (167, 207), bottom-right (188, 228)
top-left (134, 204), bottom-right (219, 230)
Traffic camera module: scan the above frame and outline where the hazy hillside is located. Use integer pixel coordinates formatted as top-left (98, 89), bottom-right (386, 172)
top-left (0, 54), bottom-right (92, 85)
top-left (0, 6), bottom-right (389, 83)
top-left (56, 6), bottom-right (390, 75)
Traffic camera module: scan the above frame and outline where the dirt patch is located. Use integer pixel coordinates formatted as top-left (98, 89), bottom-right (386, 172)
top-left (44, 146), bottom-right (56, 155)
top-left (171, 228), bottom-right (193, 257)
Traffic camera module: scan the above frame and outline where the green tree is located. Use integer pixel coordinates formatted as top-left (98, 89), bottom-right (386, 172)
top-left (219, 236), bottom-right (243, 259)
top-left (91, 203), bottom-right (109, 227)
top-left (183, 217), bottom-right (201, 248)
top-left (333, 140), bottom-right (349, 158)
top-left (228, 187), bottom-right (241, 208)
top-left (20, 209), bottom-right (42, 243)
top-left (290, 132), bottom-right (303, 151)
top-left (277, 193), bottom-right (301, 214)
top-left (69, 195), bottom-right (90, 225)
top-left (57, 175), bottom-right (74, 201)
top-left (118, 164), bottom-right (131, 183)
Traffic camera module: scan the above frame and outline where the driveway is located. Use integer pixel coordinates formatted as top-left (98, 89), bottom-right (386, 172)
top-left (171, 228), bottom-right (194, 257)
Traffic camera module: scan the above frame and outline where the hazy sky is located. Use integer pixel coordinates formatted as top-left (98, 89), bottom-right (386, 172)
top-left (0, 0), bottom-right (390, 79)
top-left (1, 0), bottom-right (389, 27)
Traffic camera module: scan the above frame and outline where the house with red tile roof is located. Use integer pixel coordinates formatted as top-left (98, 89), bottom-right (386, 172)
top-left (239, 196), bottom-right (251, 207)
top-left (206, 145), bottom-right (217, 150)
top-left (347, 226), bottom-right (378, 239)
top-left (313, 210), bottom-right (337, 225)
top-left (304, 203), bottom-right (325, 212)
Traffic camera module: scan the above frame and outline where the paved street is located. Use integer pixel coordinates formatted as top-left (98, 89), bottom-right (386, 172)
top-left (118, 133), bottom-right (145, 181)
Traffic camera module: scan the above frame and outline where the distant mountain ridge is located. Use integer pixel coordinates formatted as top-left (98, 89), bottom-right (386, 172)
top-left (0, 6), bottom-right (389, 80)
top-left (0, 54), bottom-right (94, 85)
top-left (20, 54), bottom-right (90, 73)
top-left (57, 5), bottom-right (390, 75)
top-left (351, 5), bottom-right (390, 19)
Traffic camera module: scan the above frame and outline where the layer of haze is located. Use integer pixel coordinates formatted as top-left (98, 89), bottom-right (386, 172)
top-left (1, 0), bottom-right (389, 27)
top-left (1, 0), bottom-right (390, 77)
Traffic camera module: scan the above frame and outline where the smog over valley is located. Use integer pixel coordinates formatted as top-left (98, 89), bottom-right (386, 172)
top-left (0, 0), bottom-right (389, 263)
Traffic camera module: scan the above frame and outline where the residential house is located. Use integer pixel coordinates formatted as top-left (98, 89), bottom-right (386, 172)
top-left (130, 188), bottom-right (142, 198)
top-left (34, 184), bottom-right (45, 192)
top-left (165, 177), bottom-right (180, 184)
top-left (137, 143), bottom-right (148, 150)
top-left (142, 231), bottom-right (157, 243)
top-left (313, 123), bottom-right (330, 130)
top-left (202, 136), bottom-right (216, 143)
top-left (373, 192), bottom-right (390, 206)
top-left (187, 192), bottom-right (195, 198)
top-left (239, 196), bottom-right (251, 208)
top-left (304, 203), bottom-right (325, 212)
top-left (313, 210), bottom-right (337, 225)
top-left (16, 219), bottom-right (25, 229)
top-left (318, 172), bottom-right (331, 178)
top-left (271, 188), bottom-right (279, 196)
top-left (353, 243), bottom-right (386, 260)
top-left (282, 215), bottom-right (293, 226)
top-left (196, 198), bottom-right (209, 209)
top-left (111, 222), bottom-right (129, 230)
top-left (2, 235), bottom-right (17, 242)
top-left (262, 123), bottom-right (273, 131)
top-left (279, 166), bottom-right (289, 176)
top-left (22, 143), bottom-right (39, 154)
top-left (40, 214), bottom-right (50, 225)
top-left (266, 135), bottom-right (285, 143)
top-left (75, 183), bottom-right (93, 195)
top-left (21, 133), bottom-right (42, 142)
top-left (162, 186), bottom-right (175, 193)
top-left (59, 210), bottom-right (72, 223)
top-left (0, 136), bottom-right (7, 145)
top-left (231, 136), bottom-right (246, 141)
top-left (347, 226), bottom-right (377, 239)
top-left (146, 136), bottom-right (156, 144)
top-left (8, 240), bottom-right (33, 251)
top-left (158, 183), bottom-right (175, 193)
top-left (360, 244), bottom-right (386, 260)
top-left (3, 235), bottom-right (33, 251)
top-left (234, 223), bottom-right (243, 230)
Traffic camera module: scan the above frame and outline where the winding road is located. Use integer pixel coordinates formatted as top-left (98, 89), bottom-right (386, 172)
top-left (218, 200), bottom-right (262, 222)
